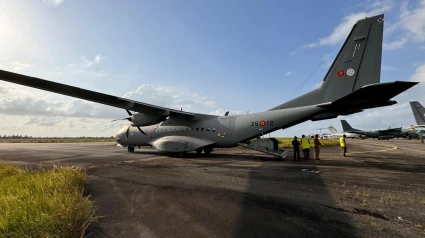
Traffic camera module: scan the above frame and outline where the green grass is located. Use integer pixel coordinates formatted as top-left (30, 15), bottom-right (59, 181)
top-left (0, 163), bottom-right (96, 237)
top-left (0, 138), bottom-right (116, 143)
top-left (275, 137), bottom-right (340, 148)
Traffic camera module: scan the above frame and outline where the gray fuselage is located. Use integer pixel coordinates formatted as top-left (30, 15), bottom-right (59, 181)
top-left (116, 105), bottom-right (325, 150)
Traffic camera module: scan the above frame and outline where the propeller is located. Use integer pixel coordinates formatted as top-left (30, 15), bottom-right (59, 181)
top-left (113, 110), bottom-right (147, 136)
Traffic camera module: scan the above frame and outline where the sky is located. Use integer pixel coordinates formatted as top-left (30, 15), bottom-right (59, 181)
top-left (0, 0), bottom-right (425, 137)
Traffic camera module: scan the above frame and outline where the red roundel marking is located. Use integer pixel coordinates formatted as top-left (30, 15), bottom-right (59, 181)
top-left (260, 121), bottom-right (266, 126)
top-left (337, 70), bottom-right (345, 77)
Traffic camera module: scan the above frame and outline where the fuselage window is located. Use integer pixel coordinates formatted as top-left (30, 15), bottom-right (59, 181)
top-left (196, 128), bottom-right (199, 131)
top-left (201, 128), bottom-right (204, 131)
top-left (212, 128), bottom-right (216, 132)
top-left (207, 128), bottom-right (210, 132)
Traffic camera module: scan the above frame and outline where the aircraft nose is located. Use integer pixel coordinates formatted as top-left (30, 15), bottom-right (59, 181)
top-left (115, 125), bottom-right (128, 145)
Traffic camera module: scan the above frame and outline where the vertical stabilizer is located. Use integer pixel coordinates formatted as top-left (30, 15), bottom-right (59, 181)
top-left (328, 126), bottom-right (338, 134)
top-left (410, 101), bottom-right (425, 125)
top-left (341, 120), bottom-right (359, 132)
top-left (270, 14), bottom-right (384, 110)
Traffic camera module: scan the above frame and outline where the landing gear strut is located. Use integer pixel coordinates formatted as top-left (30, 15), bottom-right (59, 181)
top-left (203, 147), bottom-right (213, 155)
top-left (127, 146), bottom-right (135, 152)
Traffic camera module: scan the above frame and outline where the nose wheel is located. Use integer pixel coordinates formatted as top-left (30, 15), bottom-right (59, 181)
top-left (127, 146), bottom-right (135, 152)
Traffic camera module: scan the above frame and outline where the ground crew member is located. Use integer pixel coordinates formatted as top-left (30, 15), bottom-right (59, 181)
top-left (421, 134), bottom-right (424, 144)
top-left (300, 134), bottom-right (310, 160)
top-left (340, 134), bottom-right (347, 157)
top-left (292, 136), bottom-right (300, 160)
top-left (314, 134), bottom-right (322, 160)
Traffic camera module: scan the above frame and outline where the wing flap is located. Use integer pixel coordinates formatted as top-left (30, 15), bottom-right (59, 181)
top-left (0, 69), bottom-right (196, 117)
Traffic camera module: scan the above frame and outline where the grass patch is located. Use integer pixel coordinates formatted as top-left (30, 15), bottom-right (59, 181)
top-left (276, 137), bottom-right (340, 148)
top-left (0, 163), bottom-right (96, 237)
top-left (420, 199), bottom-right (425, 205)
top-left (0, 138), bottom-right (116, 143)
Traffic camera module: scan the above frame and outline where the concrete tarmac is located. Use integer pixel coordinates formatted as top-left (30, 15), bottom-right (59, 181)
top-left (1, 139), bottom-right (425, 238)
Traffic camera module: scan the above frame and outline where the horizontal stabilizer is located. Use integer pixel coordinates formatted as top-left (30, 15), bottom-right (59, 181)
top-left (318, 81), bottom-right (418, 111)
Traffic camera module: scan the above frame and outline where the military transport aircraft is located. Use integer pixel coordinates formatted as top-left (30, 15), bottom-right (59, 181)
top-left (340, 120), bottom-right (418, 140)
top-left (0, 14), bottom-right (419, 156)
top-left (409, 101), bottom-right (425, 128)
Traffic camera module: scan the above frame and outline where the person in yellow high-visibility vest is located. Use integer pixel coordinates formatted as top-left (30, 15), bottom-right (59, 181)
top-left (340, 134), bottom-right (347, 157)
top-left (300, 134), bottom-right (310, 160)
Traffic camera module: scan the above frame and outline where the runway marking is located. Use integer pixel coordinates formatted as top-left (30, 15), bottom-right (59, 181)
top-left (345, 143), bottom-right (397, 155)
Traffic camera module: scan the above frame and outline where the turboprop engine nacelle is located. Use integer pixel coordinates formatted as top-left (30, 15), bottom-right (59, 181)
top-left (131, 113), bottom-right (167, 127)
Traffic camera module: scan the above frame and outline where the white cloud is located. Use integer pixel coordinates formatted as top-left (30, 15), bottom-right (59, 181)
top-left (4, 61), bottom-right (35, 72)
top-left (95, 70), bottom-right (108, 77)
top-left (396, 0), bottom-right (425, 42)
top-left (284, 72), bottom-right (292, 77)
top-left (408, 62), bottom-right (425, 83)
top-left (289, 51), bottom-right (296, 56)
top-left (302, 43), bottom-right (317, 48)
top-left (122, 85), bottom-right (219, 113)
top-left (80, 54), bottom-right (104, 68)
top-left (47, 71), bottom-right (62, 75)
top-left (209, 109), bottom-right (244, 116)
top-left (64, 64), bottom-right (74, 70)
top-left (43, 0), bottom-right (64, 7)
top-left (304, 2), bottom-right (392, 47)
top-left (381, 64), bottom-right (398, 71)
top-left (23, 117), bottom-right (57, 126)
top-left (383, 37), bottom-right (408, 50)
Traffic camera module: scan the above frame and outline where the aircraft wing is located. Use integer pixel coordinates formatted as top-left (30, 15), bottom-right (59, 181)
top-left (0, 69), bottom-right (196, 117)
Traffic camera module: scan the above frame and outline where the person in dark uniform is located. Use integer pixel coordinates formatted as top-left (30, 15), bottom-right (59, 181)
top-left (292, 136), bottom-right (301, 160)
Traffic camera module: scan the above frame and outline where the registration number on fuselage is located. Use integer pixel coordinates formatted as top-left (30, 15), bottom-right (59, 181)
top-left (251, 120), bottom-right (274, 126)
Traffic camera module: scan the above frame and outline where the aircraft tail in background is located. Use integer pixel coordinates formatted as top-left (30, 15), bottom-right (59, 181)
top-left (341, 120), bottom-right (360, 132)
top-left (410, 101), bottom-right (425, 126)
top-left (328, 126), bottom-right (338, 134)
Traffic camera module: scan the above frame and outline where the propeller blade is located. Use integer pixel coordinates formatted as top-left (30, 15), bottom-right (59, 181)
top-left (125, 125), bottom-right (130, 139)
top-left (137, 126), bottom-right (147, 136)
top-left (126, 110), bottom-right (132, 116)
top-left (111, 117), bottom-right (132, 122)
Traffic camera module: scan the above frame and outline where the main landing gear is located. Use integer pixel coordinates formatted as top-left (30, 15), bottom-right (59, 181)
top-left (127, 146), bottom-right (135, 152)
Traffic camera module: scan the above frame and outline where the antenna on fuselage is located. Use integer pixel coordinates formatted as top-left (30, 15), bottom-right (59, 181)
top-left (224, 111), bottom-right (229, 116)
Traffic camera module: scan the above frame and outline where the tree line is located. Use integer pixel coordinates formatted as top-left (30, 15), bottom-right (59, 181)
top-left (0, 135), bottom-right (115, 139)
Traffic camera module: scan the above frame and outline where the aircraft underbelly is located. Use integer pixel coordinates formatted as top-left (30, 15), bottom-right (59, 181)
top-left (152, 136), bottom-right (215, 152)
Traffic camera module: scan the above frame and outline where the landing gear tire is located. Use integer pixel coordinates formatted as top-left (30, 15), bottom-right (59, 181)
top-left (196, 148), bottom-right (203, 154)
top-left (128, 146), bottom-right (135, 153)
top-left (177, 152), bottom-right (187, 158)
top-left (204, 147), bottom-right (212, 155)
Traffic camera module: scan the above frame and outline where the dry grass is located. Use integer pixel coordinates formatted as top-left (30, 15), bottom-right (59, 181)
top-left (0, 138), bottom-right (116, 143)
top-left (0, 163), bottom-right (96, 237)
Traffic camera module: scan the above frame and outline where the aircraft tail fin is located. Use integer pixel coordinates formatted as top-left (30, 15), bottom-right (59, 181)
top-left (341, 120), bottom-right (359, 132)
top-left (410, 101), bottom-right (425, 125)
top-left (328, 126), bottom-right (338, 134)
top-left (269, 14), bottom-right (417, 114)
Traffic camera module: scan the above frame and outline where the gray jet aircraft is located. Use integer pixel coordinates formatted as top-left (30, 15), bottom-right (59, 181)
top-left (341, 120), bottom-right (417, 140)
top-left (0, 14), bottom-right (419, 156)
top-left (409, 101), bottom-right (425, 128)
